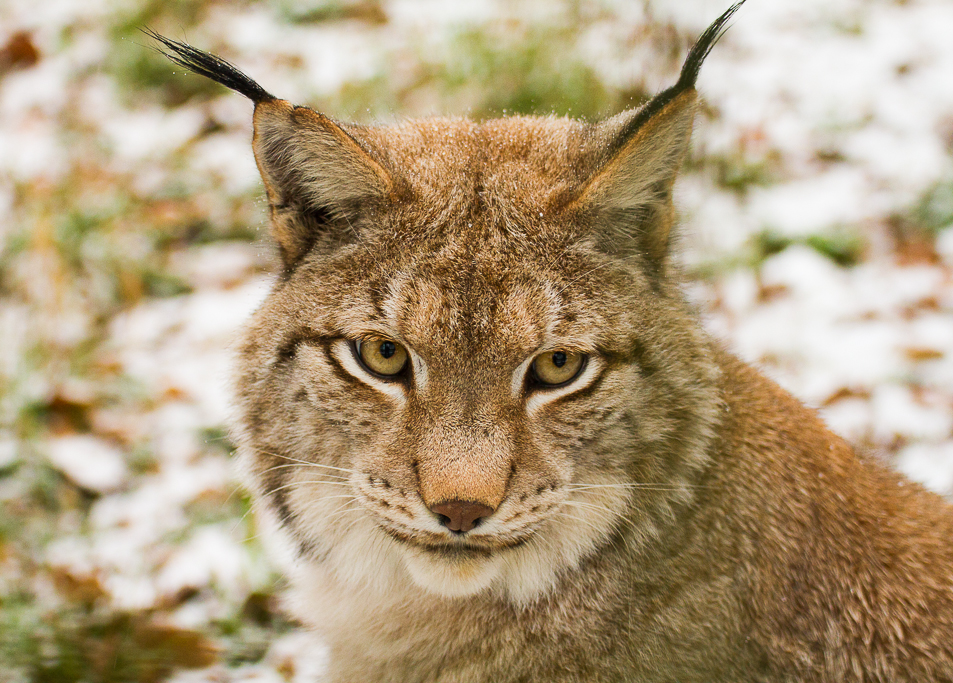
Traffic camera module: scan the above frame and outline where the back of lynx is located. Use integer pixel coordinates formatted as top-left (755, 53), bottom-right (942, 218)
top-left (155, 4), bottom-right (953, 681)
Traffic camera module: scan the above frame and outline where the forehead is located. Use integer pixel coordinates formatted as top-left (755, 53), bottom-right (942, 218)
top-left (358, 116), bottom-right (596, 223)
top-left (382, 253), bottom-right (571, 358)
top-left (288, 116), bottom-right (641, 360)
top-left (323, 226), bottom-right (623, 370)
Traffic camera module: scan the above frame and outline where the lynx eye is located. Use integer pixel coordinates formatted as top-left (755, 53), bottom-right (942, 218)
top-left (531, 350), bottom-right (586, 387)
top-left (355, 338), bottom-right (409, 378)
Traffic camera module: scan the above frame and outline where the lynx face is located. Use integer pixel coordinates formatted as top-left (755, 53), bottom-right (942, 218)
top-left (151, 9), bottom-right (735, 603)
top-left (233, 117), bottom-right (721, 601)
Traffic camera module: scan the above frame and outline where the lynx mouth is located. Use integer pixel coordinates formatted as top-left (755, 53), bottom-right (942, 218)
top-left (377, 521), bottom-right (531, 554)
top-left (417, 543), bottom-right (494, 559)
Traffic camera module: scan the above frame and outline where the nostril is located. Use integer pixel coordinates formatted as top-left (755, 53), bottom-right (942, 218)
top-left (431, 500), bottom-right (495, 533)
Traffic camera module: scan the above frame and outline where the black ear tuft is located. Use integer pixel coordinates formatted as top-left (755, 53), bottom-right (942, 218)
top-left (608, 1), bottom-right (745, 151)
top-left (142, 28), bottom-right (276, 103)
top-left (675, 0), bottom-right (745, 91)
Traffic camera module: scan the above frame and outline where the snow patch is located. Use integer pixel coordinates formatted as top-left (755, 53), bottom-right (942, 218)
top-left (897, 442), bottom-right (953, 497)
top-left (46, 435), bottom-right (128, 493)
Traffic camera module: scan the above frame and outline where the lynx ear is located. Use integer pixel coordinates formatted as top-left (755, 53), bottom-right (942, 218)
top-left (575, 1), bottom-right (743, 266)
top-left (148, 31), bottom-right (391, 271)
top-left (251, 102), bottom-right (391, 269)
top-left (581, 92), bottom-right (697, 264)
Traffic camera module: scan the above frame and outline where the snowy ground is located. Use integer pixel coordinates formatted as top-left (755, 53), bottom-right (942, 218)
top-left (1, 0), bottom-right (952, 680)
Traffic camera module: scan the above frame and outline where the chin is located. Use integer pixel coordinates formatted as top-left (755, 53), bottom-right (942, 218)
top-left (402, 545), bottom-right (505, 598)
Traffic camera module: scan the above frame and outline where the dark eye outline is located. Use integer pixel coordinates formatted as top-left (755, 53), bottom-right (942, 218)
top-left (350, 338), bottom-right (411, 381)
top-left (528, 351), bottom-right (588, 390)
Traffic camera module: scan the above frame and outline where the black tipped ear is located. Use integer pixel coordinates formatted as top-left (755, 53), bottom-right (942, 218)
top-left (144, 29), bottom-right (275, 103)
top-left (573, 1), bottom-right (744, 269)
top-left (606, 1), bottom-right (745, 153)
top-left (148, 31), bottom-right (393, 273)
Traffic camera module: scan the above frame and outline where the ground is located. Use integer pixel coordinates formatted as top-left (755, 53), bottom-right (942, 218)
top-left (1, 0), bottom-right (952, 681)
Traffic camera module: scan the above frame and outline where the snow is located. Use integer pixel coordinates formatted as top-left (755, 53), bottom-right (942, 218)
top-left (108, 106), bottom-right (208, 165)
top-left (1, 0), bottom-right (952, 678)
top-left (46, 435), bottom-right (129, 493)
top-left (168, 242), bottom-right (266, 292)
top-left (898, 442), bottom-right (953, 496)
top-left (0, 432), bottom-right (17, 470)
top-left (107, 278), bottom-right (270, 423)
top-left (155, 525), bottom-right (253, 600)
top-left (871, 385), bottom-right (953, 444)
top-left (938, 227), bottom-right (953, 263)
top-left (748, 171), bottom-right (875, 237)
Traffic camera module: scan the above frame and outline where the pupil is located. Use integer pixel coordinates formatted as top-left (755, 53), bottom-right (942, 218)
top-left (552, 351), bottom-right (567, 368)
top-left (379, 341), bottom-right (396, 359)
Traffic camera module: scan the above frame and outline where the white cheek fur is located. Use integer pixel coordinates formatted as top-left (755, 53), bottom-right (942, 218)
top-left (409, 348), bottom-right (428, 390)
top-left (403, 548), bottom-right (504, 598)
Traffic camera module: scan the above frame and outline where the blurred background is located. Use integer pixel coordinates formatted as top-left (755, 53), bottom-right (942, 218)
top-left (1, 0), bottom-right (952, 680)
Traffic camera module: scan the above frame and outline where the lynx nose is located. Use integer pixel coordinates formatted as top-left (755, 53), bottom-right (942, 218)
top-left (431, 500), bottom-right (495, 533)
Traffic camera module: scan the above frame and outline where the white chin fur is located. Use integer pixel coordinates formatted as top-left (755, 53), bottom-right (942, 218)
top-left (403, 547), bottom-right (504, 597)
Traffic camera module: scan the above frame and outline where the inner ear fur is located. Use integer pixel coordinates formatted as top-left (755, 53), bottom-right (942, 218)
top-left (252, 100), bottom-right (392, 270)
top-left (578, 90), bottom-right (698, 264)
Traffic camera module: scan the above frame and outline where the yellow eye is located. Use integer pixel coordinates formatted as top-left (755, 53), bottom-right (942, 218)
top-left (531, 350), bottom-right (586, 387)
top-left (356, 338), bottom-right (409, 377)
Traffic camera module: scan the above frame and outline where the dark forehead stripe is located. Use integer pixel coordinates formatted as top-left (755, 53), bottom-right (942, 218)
top-left (391, 263), bottom-right (562, 359)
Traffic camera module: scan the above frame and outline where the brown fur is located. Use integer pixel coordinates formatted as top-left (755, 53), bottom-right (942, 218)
top-left (155, 7), bottom-right (953, 681)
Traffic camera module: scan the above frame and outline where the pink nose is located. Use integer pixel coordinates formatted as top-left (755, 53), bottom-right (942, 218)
top-left (430, 500), bottom-right (495, 533)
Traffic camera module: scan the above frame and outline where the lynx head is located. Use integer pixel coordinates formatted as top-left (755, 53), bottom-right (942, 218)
top-left (153, 3), bottom-right (737, 604)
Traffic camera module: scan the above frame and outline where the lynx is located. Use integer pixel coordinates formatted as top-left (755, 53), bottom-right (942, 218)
top-left (154, 4), bottom-right (953, 681)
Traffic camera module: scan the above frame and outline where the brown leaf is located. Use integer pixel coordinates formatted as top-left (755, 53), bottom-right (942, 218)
top-left (0, 31), bottom-right (39, 76)
top-left (50, 566), bottom-right (108, 606)
top-left (903, 347), bottom-right (945, 362)
top-left (822, 386), bottom-right (872, 407)
top-left (133, 621), bottom-right (220, 669)
top-left (42, 393), bottom-right (93, 435)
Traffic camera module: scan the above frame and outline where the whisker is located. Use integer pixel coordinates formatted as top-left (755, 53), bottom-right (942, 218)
top-left (554, 510), bottom-right (640, 554)
top-left (249, 447), bottom-right (359, 476)
top-left (566, 483), bottom-right (714, 491)
top-left (341, 211), bottom-right (388, 274)
top-left (263, 479), bottom-right (354, 497)
top-left (326, 504), bottom-right (369, 532)
top-left (560, 501), bottom-right (620, 525)
top-left (552, 510), bottom-right (612, 536)
top-left (325, 501), bottom-right (364, 521)
top-left (239, 499), bottom-right (364, 545)
top-left (561, 499), bottom-right (620, 516)
top-left (554, 251), bottom-right (645, 297)
top-left (230, 497), bottom-right (258, 535)
top-left (260, 463), bottom-right (351, 480)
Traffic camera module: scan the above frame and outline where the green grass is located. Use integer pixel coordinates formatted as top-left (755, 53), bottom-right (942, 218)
top-left (109, 41), bottom-right (226, 107)
top-left (271, 0), bottom-right (388, 25)
top-left (435, 26), bottom-right (620, 118)
top-left (704, 153), bottom-right (781, 195)
top-left (334, 22), bottom-right (648, 121)
top-left (689, 226), bottom-right (867, 281)
top-left (750, 227), bottom-right (866, 268)
top-left (0, 593), bottom-right (219, 683)
top-left (910, 180), bottom-right (953, 236)
top-left (881, 179), bottom-right (953, 261)
top-left (106, 0), bottom-right (226, 107)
